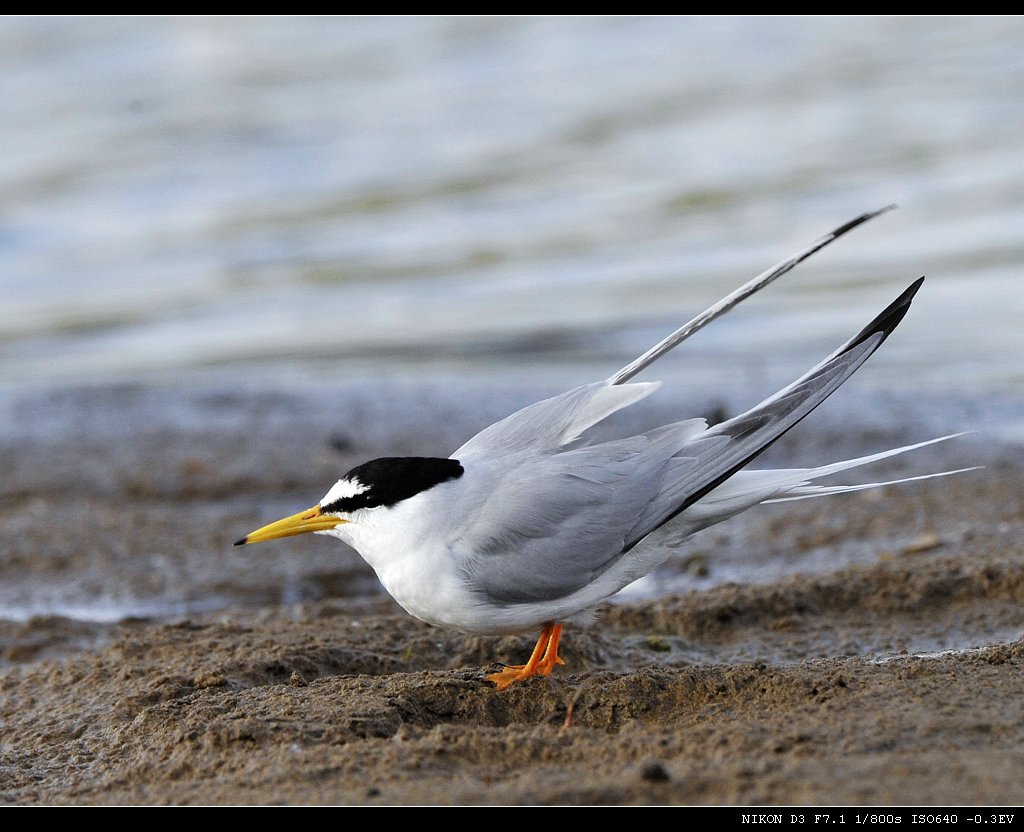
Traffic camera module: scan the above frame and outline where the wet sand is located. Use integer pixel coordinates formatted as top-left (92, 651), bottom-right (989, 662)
top-left (1, 383), bottom-right (1022, 805)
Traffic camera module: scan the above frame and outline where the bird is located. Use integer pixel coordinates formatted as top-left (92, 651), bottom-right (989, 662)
top-left (236, 207), bottom-right (968, 690)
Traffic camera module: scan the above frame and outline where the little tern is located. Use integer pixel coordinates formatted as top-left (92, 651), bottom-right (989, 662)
top-left (237, 207), bottom-right (966, 689)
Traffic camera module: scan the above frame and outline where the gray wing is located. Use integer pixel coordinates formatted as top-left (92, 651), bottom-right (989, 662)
top-left (456, 279), bottom-right (924, 605)
top-left (455, 429), bottom-right (686, 603)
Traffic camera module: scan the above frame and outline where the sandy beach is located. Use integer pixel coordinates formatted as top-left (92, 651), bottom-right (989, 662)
top-left (1, 382), bottom-right (1021, 805)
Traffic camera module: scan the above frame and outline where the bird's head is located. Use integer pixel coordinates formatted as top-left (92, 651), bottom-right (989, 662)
top-left (235, 457), bottom-right (464, 546)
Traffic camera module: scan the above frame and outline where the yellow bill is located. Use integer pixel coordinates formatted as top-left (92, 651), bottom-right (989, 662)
top-left (235, 505), bottom-right (346, 546)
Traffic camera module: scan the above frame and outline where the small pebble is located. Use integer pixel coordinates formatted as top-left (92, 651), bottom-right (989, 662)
top-left (903, 532), bottom-right (942, 554)
top-left (641, 760), bottom-right (671, 782)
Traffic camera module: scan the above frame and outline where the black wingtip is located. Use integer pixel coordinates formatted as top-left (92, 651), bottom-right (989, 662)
top-left (831, 204), bottom-right (898, 239)
top-left (233, 537), bottom-right (247, 547)
top-left (841, 275), bottom-right (925, 355)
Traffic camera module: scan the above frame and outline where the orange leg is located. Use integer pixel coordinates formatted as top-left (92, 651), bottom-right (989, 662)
top-left (485, 622), bottom-right (565, 690)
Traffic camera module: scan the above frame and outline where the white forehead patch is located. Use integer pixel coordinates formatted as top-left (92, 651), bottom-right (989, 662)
top-left (321, 477), bottom-right (368, 506)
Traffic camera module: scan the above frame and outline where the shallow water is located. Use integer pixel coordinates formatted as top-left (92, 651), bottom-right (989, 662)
top-left (0, 16), bottom-right (1021, 392)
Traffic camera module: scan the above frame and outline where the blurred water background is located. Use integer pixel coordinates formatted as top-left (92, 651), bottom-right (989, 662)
top-left (0, 15), bottom-right (1021, 395)
top-left (1, 16), bottom-right (1023, 625)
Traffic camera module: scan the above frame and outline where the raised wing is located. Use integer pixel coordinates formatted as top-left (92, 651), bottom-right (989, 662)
top-left (455, 207), bottom-right (895, 462)
top-left (608, 205), bottom-right (896, 385)
top-left (619, 277), bottom-right (925, 550)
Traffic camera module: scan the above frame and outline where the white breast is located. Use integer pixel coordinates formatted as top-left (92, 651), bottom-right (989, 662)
top-left (325, 482), bottom-right (494, 632)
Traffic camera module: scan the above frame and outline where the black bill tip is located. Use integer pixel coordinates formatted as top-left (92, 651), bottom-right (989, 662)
top-left (233, 537), bottom-right (248, 546)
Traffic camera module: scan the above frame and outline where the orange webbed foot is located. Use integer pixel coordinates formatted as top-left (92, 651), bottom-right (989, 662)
top-left (485, 623), bottom-right (564, 690)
